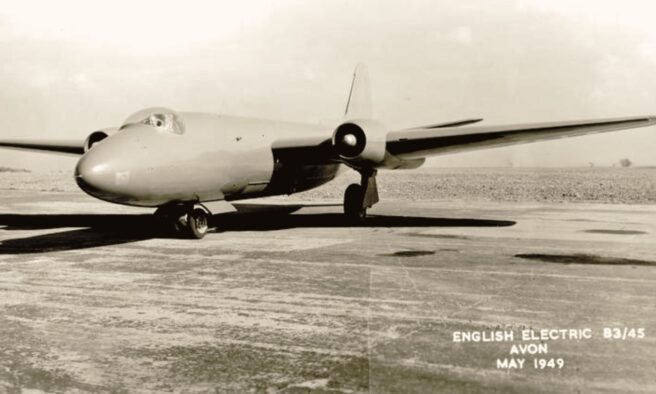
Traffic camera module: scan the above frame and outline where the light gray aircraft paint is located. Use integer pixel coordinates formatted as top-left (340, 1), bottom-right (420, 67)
top-left (1, 65), bottom-right (655, 238)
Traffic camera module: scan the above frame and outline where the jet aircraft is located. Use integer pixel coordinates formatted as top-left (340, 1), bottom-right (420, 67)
top-left (1, 65), bottom-right (654, 238)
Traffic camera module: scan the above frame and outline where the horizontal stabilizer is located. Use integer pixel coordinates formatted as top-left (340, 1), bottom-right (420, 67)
top-left (407, 118), bottom-right (483, 129)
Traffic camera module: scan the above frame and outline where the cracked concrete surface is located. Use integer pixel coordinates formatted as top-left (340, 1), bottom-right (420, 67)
top-left (0, 173), bottom-right (655, 393)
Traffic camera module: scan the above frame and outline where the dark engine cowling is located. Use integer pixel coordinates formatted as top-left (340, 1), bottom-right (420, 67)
top-left (332, 119), bottom-right (387, 166)
top-left (84, 127), bottom-right (118, 153)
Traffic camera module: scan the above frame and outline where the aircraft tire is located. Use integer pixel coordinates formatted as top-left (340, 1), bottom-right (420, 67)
top-left (186, 208), bottom-right (209, 239)
top-left (344, 183), bottom-right (366, 221)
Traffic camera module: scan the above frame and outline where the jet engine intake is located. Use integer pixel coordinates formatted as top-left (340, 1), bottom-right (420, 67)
top-left (332, 119), bottom-right (387, 166)
top-left (84, 127), bottom-right (118, 152)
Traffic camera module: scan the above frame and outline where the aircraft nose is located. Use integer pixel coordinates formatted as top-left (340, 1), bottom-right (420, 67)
top-left (74, 152), bottom-right (124, 202)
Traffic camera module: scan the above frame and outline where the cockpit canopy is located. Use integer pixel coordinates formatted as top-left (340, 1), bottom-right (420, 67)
top-left (121, 107), bottom-right (185, 134)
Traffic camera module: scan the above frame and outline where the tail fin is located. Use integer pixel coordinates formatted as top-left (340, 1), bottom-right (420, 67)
top-left (344, 63), bottom-right (372, 119)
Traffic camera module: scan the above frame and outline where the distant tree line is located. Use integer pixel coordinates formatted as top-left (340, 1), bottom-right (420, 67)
top-left (619, 158), bottom-right (632, 168)
top-left (0, 166), bottom-right (30, 173)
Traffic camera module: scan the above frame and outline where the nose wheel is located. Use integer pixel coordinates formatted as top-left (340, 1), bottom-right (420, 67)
top-left (186, 208), bottom-right (209, 239)
top-left (155, 204), bottom-right (210, 239)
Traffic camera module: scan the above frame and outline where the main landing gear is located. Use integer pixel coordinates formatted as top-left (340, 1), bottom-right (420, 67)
top-left (154, 203), bottom-right (210, 239)
top-left (343, 169), bottom-right (379, 221)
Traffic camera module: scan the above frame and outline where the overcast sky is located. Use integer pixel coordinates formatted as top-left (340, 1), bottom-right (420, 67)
top-left (1, 0), bottom-right (656, 171)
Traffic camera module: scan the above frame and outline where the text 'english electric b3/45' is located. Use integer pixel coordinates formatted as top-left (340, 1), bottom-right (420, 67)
top-left (1, 65), bottom-right (655, 238)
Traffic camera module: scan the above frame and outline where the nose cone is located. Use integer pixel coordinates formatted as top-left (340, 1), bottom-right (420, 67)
top-left (75, 151), bottom-right (127, 203)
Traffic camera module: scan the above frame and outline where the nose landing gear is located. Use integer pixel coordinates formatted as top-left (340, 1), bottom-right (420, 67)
top-left (154, 203), bottom-right (210, 239)
top-left (343, 169), bottom-right (379, 221)
top-left (186, 208), bottom-right (210, 239)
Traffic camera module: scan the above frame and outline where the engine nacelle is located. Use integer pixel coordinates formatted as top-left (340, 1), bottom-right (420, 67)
top-left (332, 119), bottom-right (387, 166)
top-left (84, 127), bottom-right (118, 153)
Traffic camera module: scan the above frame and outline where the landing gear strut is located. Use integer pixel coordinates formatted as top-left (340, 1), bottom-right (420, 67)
top-left (343, 169), bottom-right (379, 221)
top-left (154, 203), bottom-right (210, 239)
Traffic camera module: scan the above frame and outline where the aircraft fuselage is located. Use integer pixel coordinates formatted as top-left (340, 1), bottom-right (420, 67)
top-left (75, 112), bottom-right (342, 207)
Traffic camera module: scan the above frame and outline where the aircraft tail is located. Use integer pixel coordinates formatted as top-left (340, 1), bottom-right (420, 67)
top-left (344, 63), bottom-right (372, 119)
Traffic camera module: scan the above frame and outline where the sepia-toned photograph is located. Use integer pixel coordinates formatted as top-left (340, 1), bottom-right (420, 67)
top-left (0, 1), bottom-right (654, 392)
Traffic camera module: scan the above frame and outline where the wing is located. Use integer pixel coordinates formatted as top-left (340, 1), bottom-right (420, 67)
top-left (387, 116), bottom-right (656, 159)
top-left (272, 116), bottom-right (656, 166)
top-left (0, 139), bottom-right (85, 155)
top-left (271, 136), bottom-right (337, 164)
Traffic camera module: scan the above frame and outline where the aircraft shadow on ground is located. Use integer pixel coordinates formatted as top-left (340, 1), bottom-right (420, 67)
top-left (0, 211), bottom-right (516, 254)
top-left (210, 212), bottom-right (516, 232)
top-left (0, 214), bottom-right (155, 254)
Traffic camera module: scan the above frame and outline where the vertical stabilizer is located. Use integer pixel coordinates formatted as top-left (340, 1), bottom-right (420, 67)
top-left (344, 63), bottom-right (372, 119)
